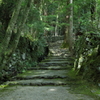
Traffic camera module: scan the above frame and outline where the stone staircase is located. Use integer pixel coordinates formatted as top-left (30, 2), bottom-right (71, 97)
top-left (0, 40), bottom-right (95, 100)
top-left (7, 54), bottom-right (73, 86)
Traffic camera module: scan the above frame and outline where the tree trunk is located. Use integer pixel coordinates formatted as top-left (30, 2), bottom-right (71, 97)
top-left (0, 0), bottom-right (25, 59)
top-left (8, 0), bottom-right (32, 55)
top-left (90, 0), bottom-right (96, 21)
top-left (68, 0), bottom-right (74, 53)
top-left (0, 0), bottom-right (25, 69)
top-left (55, 14), bottom-right (59, 36)
top-left (65, 0), bottom-right (74, 54)
top-left (63, 1), bottom-right (70, 48)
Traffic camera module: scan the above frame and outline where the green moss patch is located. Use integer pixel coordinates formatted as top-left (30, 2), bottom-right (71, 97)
top-left (61, 42), bottom-right (69, 48)
top-left (16, 70), bottom-right (38, 77)
top-left (67, 69), bottom-right (100, 100)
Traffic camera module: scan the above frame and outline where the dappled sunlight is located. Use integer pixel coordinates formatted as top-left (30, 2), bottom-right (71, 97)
top-left (48, 88), bottom-right (57, 92)
top-left (27, 71), bottom-right (33, 74)
top-left (17, 70), bottom-right (50, 77)
top-left (0, 86), bottom-right (95, 100)
top-left (49, 41), bottom-right (68, 56)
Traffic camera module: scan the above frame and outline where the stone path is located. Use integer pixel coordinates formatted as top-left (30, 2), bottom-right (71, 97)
top-left (0, 40), bottom-right (98, 100)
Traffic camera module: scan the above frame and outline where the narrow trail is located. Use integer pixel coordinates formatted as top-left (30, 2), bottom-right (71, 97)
top-left (0, 40), bottom-right (98, 100)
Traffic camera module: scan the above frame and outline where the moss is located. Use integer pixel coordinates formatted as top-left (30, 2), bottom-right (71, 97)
top-left (17, 70), bottom-right (51, 77)
top-left (67, 69), bottom-right (100, 100)
top-left (0, 84), bottom-right (18, 94)
top-left (79, 55), bottom-right (100, 82)
top-left (61, 42), bottom-right (69, 48)
top-left (68, 69), bottom-right (80, 79)
top-left (17, 70), bottom-right (35, 77)
top-left (69, 82), bottom-right (100, 99)
top-left (0, 84), bottom-right (8, 89)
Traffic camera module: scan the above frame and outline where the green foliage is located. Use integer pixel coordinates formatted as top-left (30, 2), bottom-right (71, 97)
top-left (74, 33), bottom-right (100, 83)
top-left (61, 42), bottom-right (69, 48)
top-left (73, 0), bottom-right (98, 34)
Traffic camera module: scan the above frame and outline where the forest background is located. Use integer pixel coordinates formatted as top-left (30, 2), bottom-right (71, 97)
top-left (0, 0), bottom-right (100, 85)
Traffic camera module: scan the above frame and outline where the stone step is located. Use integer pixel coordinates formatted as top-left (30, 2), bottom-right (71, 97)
top-left (15, 75), bottom-right (68, 80)
top-left (42, 56), bottom-right (73, 61)
top-left (38, 62), bottom-right (72, 67)
top-left (48, 56), bottom-right (70, 59)
top-left (38, 64), bottom-right (67, 67)
top-left (46, 57), bottom-right (74, 61)
top-left (39, 62), bottom-right (70, 65)
top-left (42, 60), bottom-right (69, 63)
top-left (7, 78), bottom-right (80, 86)
top-left (15, 70), bottom-right (68, 80)
top-left (7, 79), bottom-right (68, 86)
top-left (27, 66), bottom-right (71, 70)
top-left (48, 56), bottom-right (73, 60)
top-left (39, 60), bottom-right (71, 64)
top-left (43, 59), bottom-right (70, 62)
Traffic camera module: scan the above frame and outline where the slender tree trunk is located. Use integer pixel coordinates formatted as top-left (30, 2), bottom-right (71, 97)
top-left (0, 0), bottom-right (25, 70)
top-left (9, 0), bottom-right (32, 54)
top-left (55, 14), bottom-right (59, 36)
top-left (68, 0), bottom-right (74, 53)
top-left (90, 0), bottom-right (96, 21)
top-left (0, 0), bottom-right (25, 59)
top-left (64, 0), bottom-right (74, 54)
top-left (63, 1), bottom-right (70, 48)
